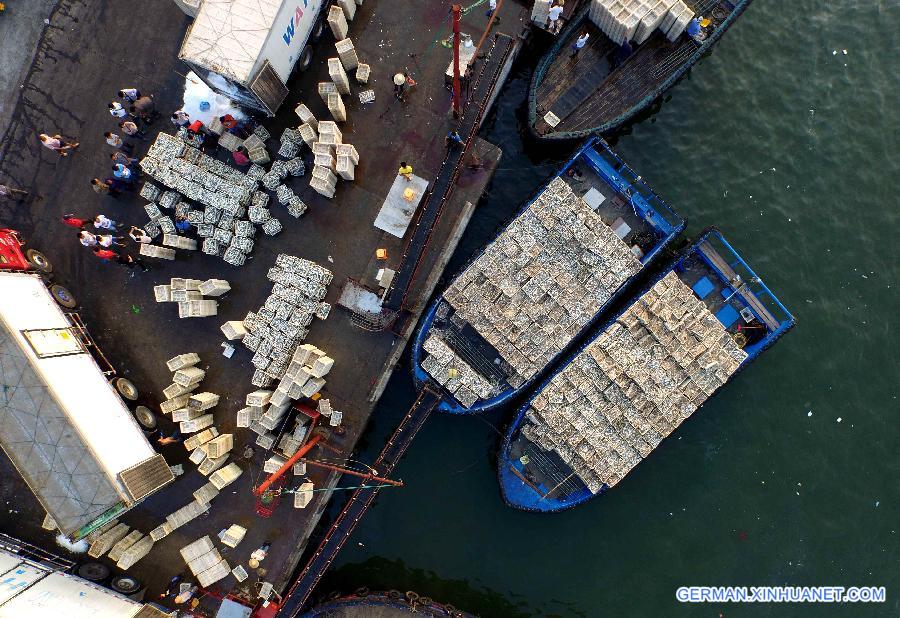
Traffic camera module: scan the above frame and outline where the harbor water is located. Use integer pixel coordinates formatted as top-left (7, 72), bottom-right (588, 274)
top-left (316, 1), bottom-right (898, 615)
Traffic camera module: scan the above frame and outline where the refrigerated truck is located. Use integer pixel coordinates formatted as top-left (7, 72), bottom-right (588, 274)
top-left (0, 271), bottom-right (173, 541)
top-left (178, 0), bottom-right (330, 114)
top-left (0, 544), bottom-right (169, 617)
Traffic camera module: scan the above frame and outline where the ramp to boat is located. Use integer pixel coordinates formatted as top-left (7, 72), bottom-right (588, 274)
top-left (279, 386), bottom-right (442, 615)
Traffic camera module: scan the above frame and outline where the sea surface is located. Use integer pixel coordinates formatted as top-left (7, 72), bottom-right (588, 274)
top-left (317, 1), bottom-right (899, 616)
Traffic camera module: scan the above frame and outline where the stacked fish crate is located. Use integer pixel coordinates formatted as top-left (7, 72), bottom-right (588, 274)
top-left (521, 271), bottom-right (748, 492)
top-left (240, 255), bottom-right (334, 388)
top-left (246, 343), bottom-right (336, 449)
top-left (588, 0), bottom-right (694, 45)
top-left (154, 277), bottom-right (230, 318)
top-left (140, 133), bottom-right (263, 266)
top-left (422, 177), bottom-right (642, 406)
top-left (180, 536), bottom-right (230, 588)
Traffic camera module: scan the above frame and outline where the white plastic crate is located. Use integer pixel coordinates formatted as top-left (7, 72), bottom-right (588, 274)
top-left (220, 320), bottom-right (248, 340)
top-left (167, 352), bottom-right (200, 371)
top-left (204, 434), bottom-right (234, 459)
top-left (173, 366), bottom-right (205, 386)
top-left (246, 390), bottom-right (273, 406)
top-left (189, 391), bottom-right (220, 411)
top-left (180, 536), bottom-right (215, 563)
top-left (184, 427), bottom-right (218, 451)
top-left (220, 524), bottom-right (247, 548)
top-left (198, 454), bottom-right (229, 476)
top-left (199, 278), bottom-right (231, 296)
top-left (209, 462), bottom-right (243, 490)
top-left (263, 455), bottom-right (287, 473)
top-left (173, 407), bottom-right (203, 422)
top-left (294, 482), bottom-right (314, 508)
top-left (180, 413), bottom-right (214, 433)
top-left (294, 103), bottom-right (318, 130)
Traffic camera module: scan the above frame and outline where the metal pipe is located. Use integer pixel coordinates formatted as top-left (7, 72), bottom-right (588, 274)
top-left (253, 434), bottom-right (322, 496)
top-left (452, 5), bottom-right (462, 118)
top-left (470, 0), bottom-right (504, 68)
top-left (301, 459), bottom-right (404, 487)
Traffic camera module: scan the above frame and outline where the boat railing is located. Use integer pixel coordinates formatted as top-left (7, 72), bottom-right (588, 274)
top-left (686, 230), bottom-right (795, 355)
top-left (573, 138), bottom-right (685, 263)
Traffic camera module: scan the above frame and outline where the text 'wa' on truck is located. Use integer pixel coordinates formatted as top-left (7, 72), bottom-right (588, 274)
top-left (0, 229), bottom-right (173, 542)
top-left (177, 0), bottom-right (331, 115)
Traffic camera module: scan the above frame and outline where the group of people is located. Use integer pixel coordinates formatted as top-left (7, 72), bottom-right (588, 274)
top-left (93, 87), bottom-right (159, 196)
top-left (62, 213), bottom-right (150, 272)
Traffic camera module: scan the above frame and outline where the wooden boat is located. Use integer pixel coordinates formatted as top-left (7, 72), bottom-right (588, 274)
top-left (529, 0), bottom-right (753, 140)
top-left (498, 230), bottom-right (794, 512)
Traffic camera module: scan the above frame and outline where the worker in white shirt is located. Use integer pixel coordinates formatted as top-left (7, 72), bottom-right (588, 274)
top-left (548, 2), bottom-right (564, 34)
top-left (486, 0), bottom-right (500, 23)
top-left (571, 31), bottom-right (590, 58)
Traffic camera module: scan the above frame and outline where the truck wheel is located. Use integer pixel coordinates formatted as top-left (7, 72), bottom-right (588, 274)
top-left (133, 405), bottom-right (157, 430)
top-left (25, 249), bottom-right (53, 273)
top-left (298, 45), bottom-right (314, 72)
top-left (50, 284), bottom-right (77, 308)
top-left (77, 562), bottom-right (110, 582)
top-left (114, 378), bottom-right (139, 401)
top-left (311, 16), bottom-right (326, 42)
top-left (110, 574), bottom-right (144, 599)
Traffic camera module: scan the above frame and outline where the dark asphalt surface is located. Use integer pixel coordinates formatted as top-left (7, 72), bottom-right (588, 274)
top-left (0, 0), bottom-right (522, 612)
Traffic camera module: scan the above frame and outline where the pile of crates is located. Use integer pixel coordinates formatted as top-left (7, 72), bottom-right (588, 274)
top-left (154, 277), bottom-right (230, 318)
top-left (244, 342), bottom-right (335, 449)
top-left (180, 536), bottom-right (230, 588)
top-left (86, 522), bottom-right (154, 570)
top-left (588, 0), bottom-right (696, 44)
top-left (240, 255), bottom-right (333, 388)
top-left (139, 133), bottom-right (272, 266)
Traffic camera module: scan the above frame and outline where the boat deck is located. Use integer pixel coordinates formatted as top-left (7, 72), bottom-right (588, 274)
top-left (533, 0), bottom-right (741, 137)
top-left (502, 232), bottom-right (793, 510)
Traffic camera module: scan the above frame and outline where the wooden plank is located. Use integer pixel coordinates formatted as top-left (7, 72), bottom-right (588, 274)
top-left (697, 242), bottom-right (781, 331)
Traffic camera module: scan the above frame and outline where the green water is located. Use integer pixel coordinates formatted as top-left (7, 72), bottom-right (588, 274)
top-left (318, 1), bottom-right (899, 615)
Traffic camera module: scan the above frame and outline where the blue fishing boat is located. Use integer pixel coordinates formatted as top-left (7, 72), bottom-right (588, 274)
top-left (499, 229), bottom-right (794, 512)
top-left (530, 0), bottom-right (753, 140)
top-left (411, 138), bottom-right (684, 414)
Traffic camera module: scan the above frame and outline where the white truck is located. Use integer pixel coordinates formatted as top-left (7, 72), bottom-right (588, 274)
top-left (0, 540), bottom-right (169, 617)
top-left (178, 0), bottom-right (330, 114)
top-left (0, 272), bottom-right (173, 541)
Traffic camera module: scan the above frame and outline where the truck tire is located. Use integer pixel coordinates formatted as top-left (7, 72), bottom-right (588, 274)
top-left (77, 562), bottom-right (110, 582)
top-left (298, 45), bottom-right (314, 72)
top-left (133, 405), bottom-right (157, 430)
top-left (49, 284), bottom-right (77, 308)
top-left (114, 378), bottom-right (139, 401)
top-left (110, 574), bottom-right (144, 600)
top-left (311, 16), bottom-right (326, 42)
top-left (25, 249), bottom-right (53, 273)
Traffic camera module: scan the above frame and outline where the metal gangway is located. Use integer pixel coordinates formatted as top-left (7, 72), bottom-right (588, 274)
top-left (278, 386), bottom-right (442, 615)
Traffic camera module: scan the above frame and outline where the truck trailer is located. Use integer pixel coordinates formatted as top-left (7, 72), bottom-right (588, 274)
top-left (0, 271), bottom-right (173, 540)
top-left (178, 0), bottom-right (330, 114)
top-left (0, 538), bottom-right (169, 617)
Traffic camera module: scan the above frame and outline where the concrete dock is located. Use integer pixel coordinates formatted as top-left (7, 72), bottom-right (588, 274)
top-left (0, 0), bottom-right (529, 611)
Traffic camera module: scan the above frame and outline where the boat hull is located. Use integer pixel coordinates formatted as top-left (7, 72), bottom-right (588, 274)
top-left (499, 229), bottom-right (795, 512)
top-left (411, 138), bottom-right (685, 414)
top-left (529, 1), bottom-right (754, 141)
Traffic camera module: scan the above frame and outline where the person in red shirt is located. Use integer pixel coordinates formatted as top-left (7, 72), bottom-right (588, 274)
top-left (61, 213), bottom-right (88, 229)
top-left (232, 146), bottom-right (250, 166)
top-left (91, 246), bottom-right (118, 260)
top-left (220, 114), bottom-right (238, 129)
